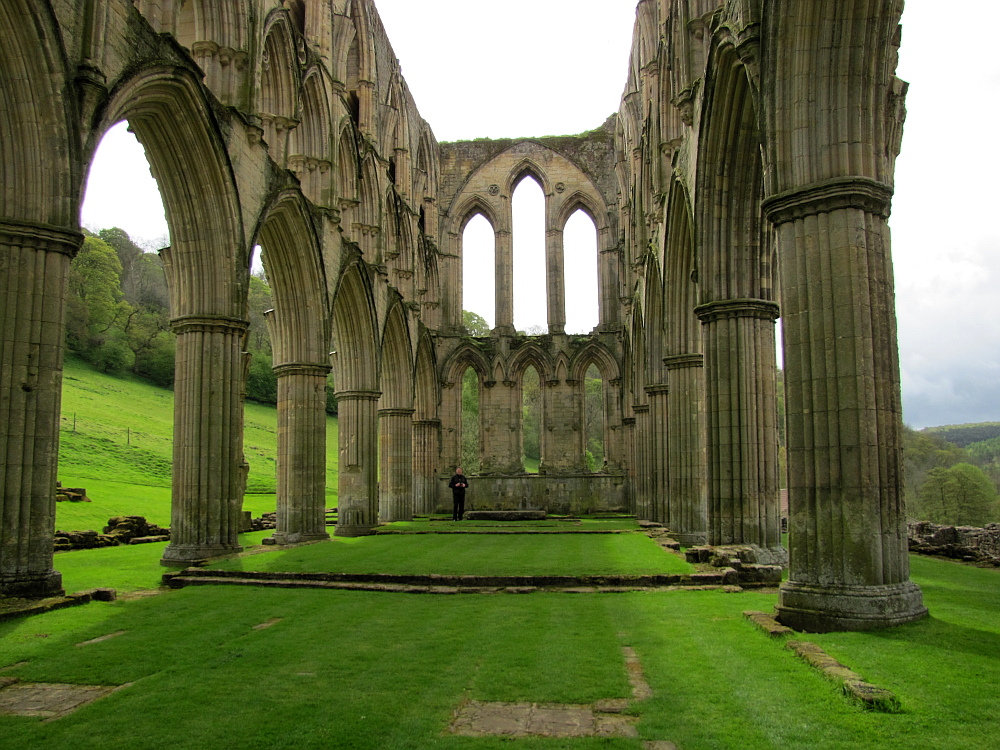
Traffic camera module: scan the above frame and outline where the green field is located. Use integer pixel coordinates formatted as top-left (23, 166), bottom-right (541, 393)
top-left (57, 354), bottom-right (338, 529)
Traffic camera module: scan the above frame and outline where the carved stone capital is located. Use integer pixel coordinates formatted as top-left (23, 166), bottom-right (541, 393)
top-left (272, 362), bottom-right (331, 378)
top-left (695, 299), bottom-right (779, 324)
top-left (378, 408), bottom-right (415, 417)
top-left (334, 389), bottom-right (382, 402)
top-left (663, 353), bottom-right (705, 371)
top-left (644, 383), bottom-right (670, 396)
top-left (762, 177), bottom-right (894, 225)
top-left (170, 315), bottom-right (249, 336)
top-left (0, 220), bottom-right (83, 257)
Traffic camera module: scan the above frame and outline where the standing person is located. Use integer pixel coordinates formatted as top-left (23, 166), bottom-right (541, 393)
top-left (449, 467), bottom-right (469, 521)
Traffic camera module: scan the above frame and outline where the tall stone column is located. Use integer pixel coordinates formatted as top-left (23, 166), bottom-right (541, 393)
top-left (542, 378), bottom-right (584, 472)
top-left (695, 300), bottom-right (783, 554)
top-left (161, 316), bottom-right (249, 565)
top-left (379, 407), bottom-right (414, 522)
top-left (663, 354), bottom-right (707, 545)
top-left (645, 383), bottom-right (670, 524)
top-left (269, 363), bottom-right (330, 544)
top-left (0, 222), bottom-right (81, 597)
top-left (632, 404), bottom-right (652, 520)
top-left (494, 228), bottom-right (515, 334)
top-left (480, 380), bottom-right (520, 473)
top-left (335, 390), bottom-right (380, 536)
top-left (545, 228), bottom-right (566, 334)
top-left (766, 180), bottom-right (927, 631)
top-left (598, 239), bottom-right (621, 330)
top-left (412, 418), bottom-right (441, 514)
top-left (622, 416), bottom-right (636, 514)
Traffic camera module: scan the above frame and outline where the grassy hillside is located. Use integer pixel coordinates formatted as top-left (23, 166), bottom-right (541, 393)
top-left (57, 354), bottom-right (338, 528)
top-left (924, 422), bottom-right (1000, 447)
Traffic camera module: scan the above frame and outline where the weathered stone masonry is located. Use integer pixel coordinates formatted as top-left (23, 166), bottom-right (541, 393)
top-left (0, 0), bottom-right (924, 631)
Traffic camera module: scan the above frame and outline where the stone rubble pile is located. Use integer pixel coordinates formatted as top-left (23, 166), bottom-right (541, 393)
top-left (53, 516), bottom-right (170, 552)
top-left (54, 482), bottom-right (90, 502)
top-left (908, 521), bottom-right (1000, 566)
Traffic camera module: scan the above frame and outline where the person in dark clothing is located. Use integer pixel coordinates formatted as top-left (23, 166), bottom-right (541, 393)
top-left (448, 467), bottom-right (469, 521)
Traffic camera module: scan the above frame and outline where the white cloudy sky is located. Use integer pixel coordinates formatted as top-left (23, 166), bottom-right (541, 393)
top-left (82, 1), bottom-right (999, 429)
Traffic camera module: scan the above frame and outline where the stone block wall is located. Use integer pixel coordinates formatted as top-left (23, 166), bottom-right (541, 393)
top-left (441, 474), bottom-right (627, 516)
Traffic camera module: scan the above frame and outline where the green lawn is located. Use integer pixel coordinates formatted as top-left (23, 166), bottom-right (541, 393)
top-left (1, 553), bottom-right (998, 749)
top-left (207, 531), bottom-right (694, 576)
top-left (56, 355), bottom-right (338, 530)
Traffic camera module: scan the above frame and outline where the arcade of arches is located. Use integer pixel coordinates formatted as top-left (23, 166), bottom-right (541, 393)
top-left (0, 0), bottom-right (926, 632)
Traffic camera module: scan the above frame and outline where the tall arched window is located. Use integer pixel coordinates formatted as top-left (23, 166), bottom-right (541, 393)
top-left (584, 364), bottom-right (605, 472)
top-left (461, 214), bottom-right (496, 331)
top-left (564, 209), bottom-right (599, 334)
top-left (512, 176), bottom-right (546, 334)
top-left (521, 365), bottom-right (541, 473)
top-left (461, 366), bottom-right (481, 472)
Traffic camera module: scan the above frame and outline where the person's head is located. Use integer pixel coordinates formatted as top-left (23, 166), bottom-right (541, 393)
top-left (456, 467), bottom-right (464, 475)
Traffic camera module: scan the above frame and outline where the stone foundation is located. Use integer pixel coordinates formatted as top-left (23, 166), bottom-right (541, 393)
top-left (442, 474), bottom-right (627, 516)
top-left (908, 521), bottom-right (1000, 565)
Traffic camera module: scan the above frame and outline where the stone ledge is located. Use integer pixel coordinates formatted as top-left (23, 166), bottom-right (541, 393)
top-left (786, 640), bottom-right (901, 713)
top-left (464, 510), bottom-right (547, 521)
top-left (743, 610), bottom-right (794, 637)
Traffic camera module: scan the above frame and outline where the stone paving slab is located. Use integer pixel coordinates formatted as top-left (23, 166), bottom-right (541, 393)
top-left (449, 700), bottom-right (638, 739)
top-left (0, 682), bottom-right (123, 720)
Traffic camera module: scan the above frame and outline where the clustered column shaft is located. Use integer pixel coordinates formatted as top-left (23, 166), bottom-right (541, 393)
top-left (663, 354), bottom-right (707, 545)
top-left (161, 316), bottom-right (249, 565)
top-left (378, 408), bottom-right (414, 522)
top-left (767, 181), bottom-right (927, 631)
top-left (494, 228), bottom-right (515, 334)
top-left (696, 300), bottom-right (782, 551)
top-left (335, 390), bottom-right (379, 536)
top-left (645, 383), bottom-right (670, 524)
top-left (0, 221), bottom-right (81, 597)
top-left (271, 363), bottom-right (331, 544)
top-left (632, 405), bottom-right (652, 520)
top-left (412, 418), bottom-right (440, 513)
top-left (545, 227), bottom-right (566, 334)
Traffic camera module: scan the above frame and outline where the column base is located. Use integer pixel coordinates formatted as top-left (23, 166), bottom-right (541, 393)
top-left (777, 580), bottom-right (928, 633)
top-left (266, 531), bottom-right (331, 545)
top-left (0, 571), bottom-right (64, 599)
top-left (334, 524), bottom-right (376, 538)
top-left (160, 543), bottom-right (244, 567)
top-left (672, 532), bottom-right (707, 546)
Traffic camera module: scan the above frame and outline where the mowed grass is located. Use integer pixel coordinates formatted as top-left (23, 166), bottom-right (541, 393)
top-left (56, 354), bottom-right (338, 530)
top-left (1, 554), bottom-right (998, 749)
top-left (208, 531), bottom-right (694, 576)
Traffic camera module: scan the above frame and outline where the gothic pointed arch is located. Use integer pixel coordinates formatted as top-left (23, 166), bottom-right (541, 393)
top-left (442, 342), bottom-right (491, 386)
top-left (380, 299), bottom-right (414, 410)
top-left (294, 68), bottom-right (334, 204)
top-left (413, 329), bottom-right (439, 421)
top-left (505, 157), bottom-right (551, 197)
top-left (255, 190), bottom-right (329, 367)
top-left (555, 191), bottom-right (607, 232)
top-left (509, 342), bottom-right (553, 382)
top-left (100, 65), bottom-right (246, 318)
top-left (260, 14), bottom-right (300, 166)
top-left (332, 261), bottom-right (379, 393)
top-left (0, 1), bottom-right (76, 227)
top-left (569, 342), bottom-right (622, 384)
top-left (663, 178), bottom-right (700, 355)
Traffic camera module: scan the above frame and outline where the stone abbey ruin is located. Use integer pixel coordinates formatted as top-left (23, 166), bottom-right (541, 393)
top-left (0, 0), bottom-right (926, 632)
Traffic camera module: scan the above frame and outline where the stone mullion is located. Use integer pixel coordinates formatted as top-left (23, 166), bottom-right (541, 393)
top-left (0, 223), bottom-right (81, 597)
top-left (664, 354), bottom-right (707, 545)
top-left (495, 225), bottom-right (515, 334)
top-left (335, 390), bottom-right (380, 536)
top-left (412, 419), bottom-right (440, 514)
top-left (379, 408), bottom-right (414, 522)
top-left (598, 235), bottom-right (620, 329)
top-left (481, 381), bottom-right (519, 474)
top-left (270, 363), bottom-right (330, 544)
top-left (632, 405), bottom-right (652, 520)
top-left (765, 180), bottom-right (926, 630)
top-left (545, 227), bottom-right (566, 334)
top-left (645, 384), bottom-right (670, 525)
top-left (162, 316), bottom-right (248, 564)
top-left (696, 300), bottom-right (782, 551)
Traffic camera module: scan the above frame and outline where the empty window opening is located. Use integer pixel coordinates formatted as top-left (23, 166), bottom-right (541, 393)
top-left (584, 364), bottom-right (605, 472)
top-left (512, 176), bottom-right (547, 334)
top-left (564, 209), bottom-right (599, 334)
top-left (461, 214), bottom-right (496, 330)
top-left (461, 367), bottom-right (481, 472)
top-left (521, 366), bottom-right (541, 473)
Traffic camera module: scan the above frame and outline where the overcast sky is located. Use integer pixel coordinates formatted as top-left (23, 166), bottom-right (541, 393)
top-left (82, 1), bottom-right (999, 430)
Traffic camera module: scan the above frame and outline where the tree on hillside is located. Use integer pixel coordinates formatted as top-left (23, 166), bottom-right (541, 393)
top-left (903, 426), bottom-right (969, 509)
top-left (462, 310), bottom-right (490, 336)
top-left (584, 366), bottom-right (605, 472)
top-left (244, 272), bottom-right (277, 405)
top-left (67, 236), bottom-right (134, 372)
top-left (461, 368), bottom-right (481, 472)
top-left (914, 462), bottom-right (999, 526)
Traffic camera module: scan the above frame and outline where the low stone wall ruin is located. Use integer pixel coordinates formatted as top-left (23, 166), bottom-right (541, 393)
top-left (445, 474), bottom-right (628, 516)
top-left (908, 521), bottom-right (1000, 566)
